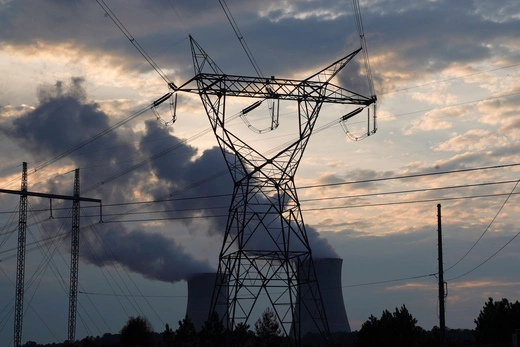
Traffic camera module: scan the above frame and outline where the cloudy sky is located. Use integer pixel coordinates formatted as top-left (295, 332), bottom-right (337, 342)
top-left (1, 0), bottom-right (520, 345)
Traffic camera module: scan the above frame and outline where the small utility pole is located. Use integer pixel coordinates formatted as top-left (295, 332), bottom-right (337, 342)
top-left (437, 204), bottom-right (446, 347)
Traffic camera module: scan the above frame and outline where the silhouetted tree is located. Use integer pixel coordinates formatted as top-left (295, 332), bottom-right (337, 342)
top-left (174, 316), bottom-right (197, 347)
top-left (78, 336), bottom-right (95, 347)
top-left (120, 316), bottom-right (154, 347)
top-left (474, 297), bottom-right (520, 344)
top-left (253, 308), bottom-right (283, 347)
top-left (161, 323), bottom-right (175, 346)
top-left (357, 304), bottom-right (424, 346)
top-left (198, 311), bottom-right (226, 346)
top-left (229, 322), bottom-right (254, 347)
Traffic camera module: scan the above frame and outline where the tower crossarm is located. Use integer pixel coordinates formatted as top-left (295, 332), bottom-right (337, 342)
top-left (177, 74), bottom-right (373, 106)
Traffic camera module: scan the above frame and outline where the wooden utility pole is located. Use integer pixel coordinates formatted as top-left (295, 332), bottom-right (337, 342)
top-left (437, 204), bottom-right (446, 347)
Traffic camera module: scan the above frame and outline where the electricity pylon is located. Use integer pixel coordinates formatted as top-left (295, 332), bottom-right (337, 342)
top-left (176, 36), bottom-right (376, 345)
top-left (14, 162), bottom-right (28, 347)
top-left (1, 164), bottom-right (102, 346)
top-left (68, 168), bottom-right (81, 344)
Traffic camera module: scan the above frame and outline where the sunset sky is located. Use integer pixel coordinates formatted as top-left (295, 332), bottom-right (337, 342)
top-left (1, 0), bottom-right (520, 345)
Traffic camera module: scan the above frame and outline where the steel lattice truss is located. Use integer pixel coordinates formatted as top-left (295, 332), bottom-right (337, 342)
top-left (174, 36), bottom-right (375, 345)
top-left (14, 163), bottom-right (27, 347)
top-left (2, 165), bottom-right (101, 347)
top-left (68, 169), bottom-right (81, 344)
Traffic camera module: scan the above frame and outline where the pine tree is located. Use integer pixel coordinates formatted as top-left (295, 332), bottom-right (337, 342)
top-left (198, 311), bottom-right (226, 347)
top-left (253, 308), bottom-right (283, 347)
top-left (119, 316), bottom-right (154, 347)
top-left (474, 297), bottom-right (520, 344)
top-left (174, 316), bottom-right (197, 347)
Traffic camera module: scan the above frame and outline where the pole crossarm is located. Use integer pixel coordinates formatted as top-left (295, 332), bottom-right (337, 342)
top-left (6, 164), bottom-right (101, 346)
top-left (177, 74), bottom-right (373, 105)
top-left (0, 188), bottom-right (101, 203)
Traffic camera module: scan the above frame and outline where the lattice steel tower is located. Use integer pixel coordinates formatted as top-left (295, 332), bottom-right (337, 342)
top-left (68, 168), bottom-right (81, 344)
top-left (2, 165), bottom-right (101, 346)
top-left (14, 162), bottom-right (27, 347)
top-left (177, 36), bottom-right (376, 344)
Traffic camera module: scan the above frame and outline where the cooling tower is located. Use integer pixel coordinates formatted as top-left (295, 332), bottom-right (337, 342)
top-left (185, 273), bottom-right (228, 331)
top-left (290, 258), bottom-right (351, 337)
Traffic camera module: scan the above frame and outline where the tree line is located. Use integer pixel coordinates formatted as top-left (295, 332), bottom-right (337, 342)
top-left (21, 297), bottom-right (520, 347)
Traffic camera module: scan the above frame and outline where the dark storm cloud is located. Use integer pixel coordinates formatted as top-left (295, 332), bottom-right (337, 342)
top-left (5, 0), bottom-right (518, 95)
top-left (186, 0), bottom-right (520, 85)
top-left (360, 0), bottom-right (520, 93)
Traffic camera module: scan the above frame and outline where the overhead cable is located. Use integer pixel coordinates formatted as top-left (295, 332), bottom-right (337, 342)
top-left (381, 61), bottom-right (520, 96)
top-left (299, 163), bottom-right (520, 189)
top-left (96, 0), bottom-right (177, 88)
top-left (219, 0), bottom-right (263, 77)
top-left (447, 229), bottom-right (520, 281)
top-left (445, 179), bottom-right (520, 272)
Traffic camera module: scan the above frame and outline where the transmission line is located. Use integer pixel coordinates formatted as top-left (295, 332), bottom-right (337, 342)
top-left (82, 213), bottom-right (165, 326)
top-left (79, 225), bottom-right (145, 319)
top-left (342, 273), bottom-right (436, 288)
top-left (447, 229), bottom-right (520, 281)
top-left (96, 0), bottom-right (176, 88)
top-left (219, 0), bottom-right (263, 77)
top-left (41, 182), bottom-right (520, 220)
top-left (392, 90), bottom-right (520, 119)
top-left (88, 190), bottom-right (518, 224)
top-left (299, 163), bottom-right (520, 189)
top-left (3, 166), bottom-right (519, 225)
top-left (381, 61), bottom-right (520, 96)
top-left (445, 179), bottom-right (520, 272)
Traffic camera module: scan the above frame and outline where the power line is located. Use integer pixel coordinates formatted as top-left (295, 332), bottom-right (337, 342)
top-left (447, 229), bottom-right (520, 281)
top-left (80, 291), bottom-right (188, 299)
top-left (219, 0), bottom-right (263, 77)
top-left (2, 167), bottom-right (518, 220)
top-left (167, 0), bottom-right (190, 35)
top-left (392, 90), bottom-right (520, 119)
top-left (299, 163), bottom-right (520, 189)
top-left (300, 179), bottom-right (519, 203)
top-left (1, 188), bottom-right (517, 301)
top-left (81, 213), bottom-right (164, 325)
top-left (303, 192), bottom-right (520, 211)
top-left (445, 179), bottom-right (520, 272)
top-left (87, 191), bottom-right (519, 224)
top-left (27, 180), bottom-right (517, 219)
top-left (96, 0), bottom-right (177, 88)
top-left (1, 162), bottom-right (518, 260)
top-left (342, 273), bottom-right (436, 288)
top-left (79, 272), bottom-right (438, 298)
top-left (380, 61), bottom-right (520, 96)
